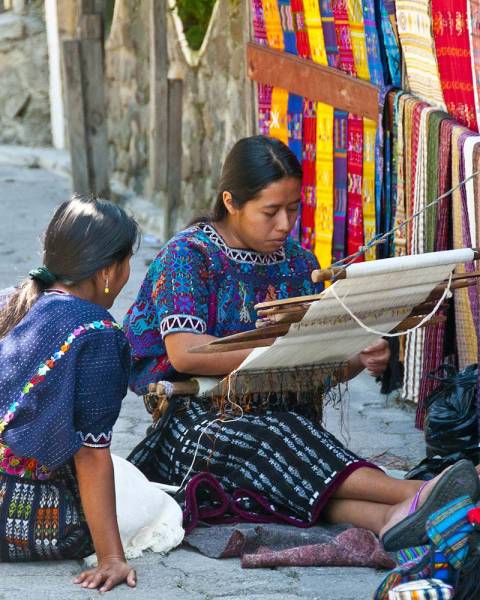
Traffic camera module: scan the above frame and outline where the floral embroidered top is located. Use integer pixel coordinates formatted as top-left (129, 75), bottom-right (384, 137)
top-left (124, 223), bottom-right (323, 394)
top-left (0, 292), bottom-right (130, 473)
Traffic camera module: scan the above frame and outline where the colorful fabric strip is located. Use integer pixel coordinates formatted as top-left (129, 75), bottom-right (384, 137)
top-left (301, 100), bottom-right (317, 250)
top-left (278, 0), bottom-right (298, 53)
top-left (346, 114), bottom-right (364, 261)
top-left (287, 93), bottom-right (303, 163)
top-left (303, 0), bottom-right (328, 66)
top-left (332, 0), bottom-right (356, 76)
top-left (320, 0), bottom-right (340, 68)
top-left (378, 0), bottom-right (401, 87)
top-left (332, 110), bottom-right (348, 263)
top-left (362, 117), bottom-right (376, 260)
top-left (361, 0), bottom-right (384, 86)
top-left (314, 102), bottom-right (334, 268)
top-left (252, 0), bottom-right (268, 45)
top-left (431, 0), bottom-right (478, 131)
top-left (467, 0), bottom-right (480, 129)
top-left (346, 0), bottom-right (371, 81)
top-left (269, 87), bottom-right (289, 145)
top-left (262, 0), bottom-right (284, 50)
top-left (291, 0), bottom-right (311, 59)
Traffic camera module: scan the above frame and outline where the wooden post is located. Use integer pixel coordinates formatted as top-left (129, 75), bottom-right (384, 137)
top-left (45, 0), bottom-right (66, 149)
top-left (62, 9), bottom-right (110, 198)
top-left (148, 0), bottom-right (169, 199)
top-left (165, 78), bottom-right (183, 239)
top-left (243, 0), bottom-right (256, 136)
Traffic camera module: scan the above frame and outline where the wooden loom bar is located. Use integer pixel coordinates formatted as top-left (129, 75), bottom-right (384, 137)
top-left (246, 42), bottom-right (380, 121)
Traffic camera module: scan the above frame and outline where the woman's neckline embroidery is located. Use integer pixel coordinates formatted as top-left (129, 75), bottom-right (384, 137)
top-left (197, 223), bottom-right (286, 265)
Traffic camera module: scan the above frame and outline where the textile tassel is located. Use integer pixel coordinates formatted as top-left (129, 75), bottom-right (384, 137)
top-left (346, 114), bottom-right (365, 261)
top-left (301, 100), bottom-right (317, 250)
top-left (314, 102), bottom-right (334, 270)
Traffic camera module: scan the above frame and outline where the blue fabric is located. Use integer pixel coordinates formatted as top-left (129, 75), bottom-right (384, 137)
top-left (124, 223), bottom-right (323, 394)
top-left (0, 293), bottom-right (130, 469)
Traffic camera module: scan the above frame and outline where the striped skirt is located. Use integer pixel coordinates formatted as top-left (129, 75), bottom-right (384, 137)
top-left (129, 398), bottom-right (376, 531)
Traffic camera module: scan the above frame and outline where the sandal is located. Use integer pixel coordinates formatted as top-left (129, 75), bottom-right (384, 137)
top-left (381, 459), bottom-right (479, 551)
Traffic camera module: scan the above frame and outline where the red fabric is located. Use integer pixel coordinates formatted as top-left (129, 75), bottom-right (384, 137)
top-left (291, 0), bottom-right (311, 59)
top-left (346, 114), bottom-right (364, 260)
top-left (301, 99), bottom-right (317, 250)
top-left (432, 0), bottom-right (478, 131)
top-left (332, 0), bottom-right (356, 76)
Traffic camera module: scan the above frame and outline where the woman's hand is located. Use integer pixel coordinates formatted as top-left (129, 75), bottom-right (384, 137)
top-left (358, 339), bottom-right (390, 376)
top-left (74, 557), bottom-right (136, 593)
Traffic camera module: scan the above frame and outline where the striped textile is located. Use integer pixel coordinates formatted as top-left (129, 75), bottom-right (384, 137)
top-left (467, 0), bottom-right (480, 129)
top-left (252, 0), bottom-right (268, 45)
top-left (332, 110), bottom-right (349, 262)
top-left (361, 0), bottom-right (384, 86)
top-left (269, 87), bottom-right (289, 145)
top-left (431, 0), bottom-right (478, 131)
top-left (314, 102), bottom-right (334, 268)
top-left (362, 117), bottom-right (377, 260)
top-left (287, 93), bottom-right (304, 163)
top-left (346, 113), bottom-right (364, 260)
top-left (303, 0), bottom-right (328, 65)
top-left (320, 0), bottom-right (340, 68)
top-left (301, 100), bottom-right (317, 250)
top-left (379, 0), bottom-right (401, 87)
top-left (393, 93), bottom-right (409, 256)
top-left (452, 126), bottom-right (478, 368)
top-left (332, 0), bottom-right (356, 76)
top-left (291, 0), bottom-right (311, 58)
top-left (395, 1), bottom-right (446, 110)
top-left (278, 0), bottom-right (297, 53)
top-left (253, 1), bottom-right (272, 136)
top-left (263, 0), bottom-right (284, 49)
top-left (346, 0), bottom-right (371, 81)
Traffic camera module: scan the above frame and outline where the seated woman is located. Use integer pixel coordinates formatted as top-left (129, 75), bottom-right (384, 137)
top-left (124, 136), bottom-right (479, 550)
top-left (0, 196), bottom-right (139, 591)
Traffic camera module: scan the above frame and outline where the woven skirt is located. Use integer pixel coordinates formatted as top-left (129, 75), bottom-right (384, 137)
top-left (0, 463), bottom-right (93, 561)
top-left (129, 398), bottom-right (377, 532)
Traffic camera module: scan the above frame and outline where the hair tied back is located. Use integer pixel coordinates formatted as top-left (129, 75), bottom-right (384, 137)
top-left (28, 266), bottom-right (56, 285)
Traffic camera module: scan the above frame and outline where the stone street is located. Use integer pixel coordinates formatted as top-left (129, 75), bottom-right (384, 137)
top-left (0, 161), bottom-right (424, 599)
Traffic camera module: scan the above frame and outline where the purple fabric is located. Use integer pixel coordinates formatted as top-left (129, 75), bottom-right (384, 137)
top-left (332, 110), bottom-right (349, 262)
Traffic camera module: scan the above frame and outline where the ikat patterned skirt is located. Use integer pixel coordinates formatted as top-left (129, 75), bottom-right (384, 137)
top-left (129, 398), bottom-right (377, 530)
top-left (0, 463), bottom-right (93, 561)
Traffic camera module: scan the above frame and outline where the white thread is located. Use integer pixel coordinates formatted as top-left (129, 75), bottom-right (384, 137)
top-left (327, 272), bottom-right (453, 338)
top-left (177, 373), bottom-right (244, 493)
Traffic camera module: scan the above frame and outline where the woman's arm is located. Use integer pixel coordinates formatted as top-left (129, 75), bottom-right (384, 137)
top-left (73, 446), bottom-right (136, 593)
top-left (165, 332), bottom-right (255, 375)
top-left (346, 339), bottom-right (391, 380)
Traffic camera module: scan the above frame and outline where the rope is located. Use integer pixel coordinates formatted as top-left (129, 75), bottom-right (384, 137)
top-left (327, 273), bottom-right (453, 337)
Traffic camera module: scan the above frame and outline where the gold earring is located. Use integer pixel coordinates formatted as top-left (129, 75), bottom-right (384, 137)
top-left (104, 278), bottom-right (110, 295)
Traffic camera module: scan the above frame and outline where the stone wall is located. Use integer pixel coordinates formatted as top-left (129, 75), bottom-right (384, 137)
top-left (0, 2), bottom-right (51, 146)
top-left (106, 0), bottom-right (250, 231)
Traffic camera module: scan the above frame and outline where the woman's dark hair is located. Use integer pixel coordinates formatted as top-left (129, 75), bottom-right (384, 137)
top-left (192, 135), bottom-right (303, 224)
top-left (0, 194), bottom-right (140, 338)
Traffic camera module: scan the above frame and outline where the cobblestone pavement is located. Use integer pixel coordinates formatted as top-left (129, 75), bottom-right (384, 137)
top-left (0, 163), bottom-right (425, 599)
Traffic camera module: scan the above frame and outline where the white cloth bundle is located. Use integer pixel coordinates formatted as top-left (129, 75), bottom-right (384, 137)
top-left (85, 455), bottom-right (184, 565)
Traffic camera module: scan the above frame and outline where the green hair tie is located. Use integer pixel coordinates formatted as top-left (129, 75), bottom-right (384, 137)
top-left (28, 266), bottom-right (57, 285)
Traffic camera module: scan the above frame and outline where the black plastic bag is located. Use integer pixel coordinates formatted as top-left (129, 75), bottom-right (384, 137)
top-left (405, 364), bottom-right (479, 480)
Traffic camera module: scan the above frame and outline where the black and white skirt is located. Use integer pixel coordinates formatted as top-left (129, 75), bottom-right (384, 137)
top-left (128, 397), bottom-right (377, 532)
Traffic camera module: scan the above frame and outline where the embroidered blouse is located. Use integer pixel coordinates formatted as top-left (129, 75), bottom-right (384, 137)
top-left (0, 292), bottom-right (131, 470)
top-left (124, 223), bottom-right (323, 394)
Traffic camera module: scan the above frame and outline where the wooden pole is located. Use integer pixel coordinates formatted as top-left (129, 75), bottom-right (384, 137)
top-left (243, 0), bottom-right (256, 136)
top-left (166, 78), bottom-right (183, 239)
top-left (148, 0), bottom-right (169, 201)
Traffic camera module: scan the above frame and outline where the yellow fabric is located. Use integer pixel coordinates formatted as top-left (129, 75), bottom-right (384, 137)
top-left (261, 0), bottom-right (284, 50)
top-left (269, 87), bottom-right (289, 145)
top-left (314, 102), bottom-right (334, 270)
top-left (362, 118), bottom-right (377, 260)
top-left (303, 0), bottom-right (328, 66)
top-left (346, 0), bottom-right (371, 81)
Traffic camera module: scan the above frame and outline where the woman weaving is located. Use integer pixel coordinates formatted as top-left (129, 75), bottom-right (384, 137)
top-left (125, 136), bottom-right (479, 549)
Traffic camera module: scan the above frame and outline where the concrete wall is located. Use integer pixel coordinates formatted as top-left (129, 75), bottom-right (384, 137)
top-left (0, 2), bottom-right (51, 146)
top-left (106, 0), bottom-right (250, 230)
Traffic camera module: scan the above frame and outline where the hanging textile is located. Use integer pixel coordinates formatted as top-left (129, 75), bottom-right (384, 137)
top-left (392, 93), bottom-right (408, 256)
top-left (346, 0), bottom-right (371, 81)
top-left (253, 1), bottom-right (272, 136)
top-left (332, 0), bottom-right (357, 76)
top-left (362, 118), bottom-right (377, 260)
top-left (269, 87), bottom-right (289, 145)
top-left (332, 110), bottom-right (349, 263)
top-left (395, 0), bottom-right (446, 110)
top-left (263, 0), bottom-right (284, 49)
top-left (320, 0), bottom-right (341, 68)
top-left (278, 0), bottom-right (298, 53)
top-left (463, 135), bottom-right (480, 246)
top-left (452, 127), bottom-right (479, 368)
top-left (303, 0), bottom-right (328, 65)
top-left (301, 100), bottom-right (317, 250)
top-left (346, 114), bottom-right (364, 259)
top-left (252, 0), bottom-right (268, 46)
top-left (361, 0), bottom-right (385, 86)
top-left (468, 0), bottom-right (480, 128)
top-left (314, 103), bottom-right (335, 268)
top-left (287, 93), bottom-right (304, 163)
top-left (378, 0), bottom-right (401, 87)
top-left (291, 0), bottom-right (311, 59)
top-left (431, 0), bottom-right (478, 131)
